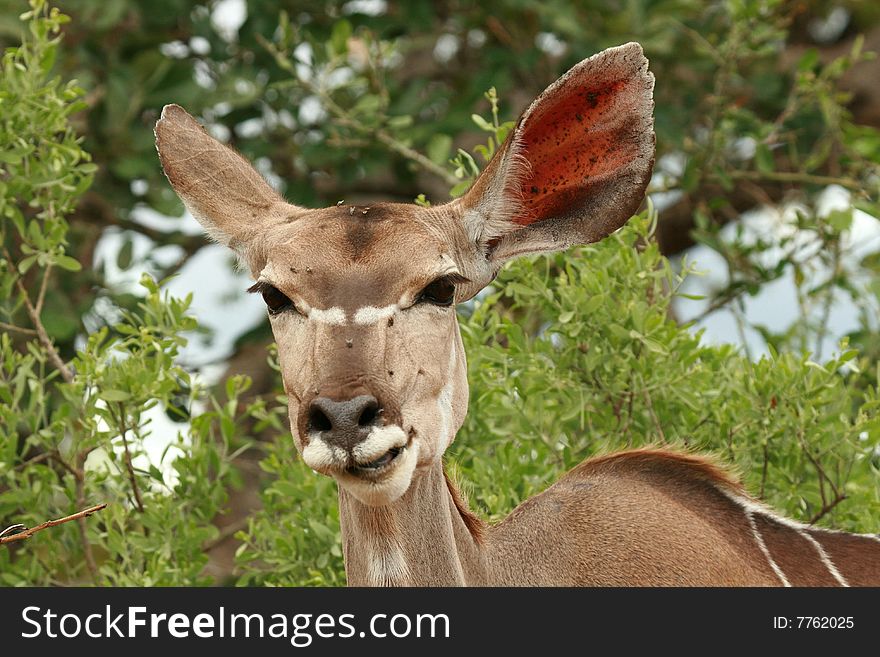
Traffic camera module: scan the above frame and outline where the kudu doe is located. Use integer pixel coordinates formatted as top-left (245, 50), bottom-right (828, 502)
top-left (156, 43), bottom-right (880, 586)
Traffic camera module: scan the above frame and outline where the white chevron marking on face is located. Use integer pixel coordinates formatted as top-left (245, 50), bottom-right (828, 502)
top-left (308, 307), bottom-right (346, 325)
top-left (353, 305), bottom-right (398, 325)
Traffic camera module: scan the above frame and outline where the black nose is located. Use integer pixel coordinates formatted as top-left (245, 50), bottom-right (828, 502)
top-left (307, 395), bottom-right (381, 451)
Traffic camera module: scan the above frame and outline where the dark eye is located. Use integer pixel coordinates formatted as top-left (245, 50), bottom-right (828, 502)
top-left (261, 285), bottom-right (294, 315)
top-left (417, 277), bottom-right (456, 307)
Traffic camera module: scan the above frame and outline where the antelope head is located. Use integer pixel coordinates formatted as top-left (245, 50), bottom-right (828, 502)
top-left (155, 42), bottom-right (655, 508)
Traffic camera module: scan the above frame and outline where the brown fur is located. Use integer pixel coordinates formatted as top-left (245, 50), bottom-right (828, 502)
top-left (806, 530), bottom-right (880, 586)
top-left (443, 469), bottom-right (486, 544)
top-left (570, 448), bottom-right (746, 494)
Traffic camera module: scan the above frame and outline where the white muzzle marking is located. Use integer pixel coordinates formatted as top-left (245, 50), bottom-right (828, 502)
top-left (352, 425), bottom-right (409, 463)
top-left (302, 436), bottom-right (347, 471)
top-left (301, 425), bottom-right (418, 507)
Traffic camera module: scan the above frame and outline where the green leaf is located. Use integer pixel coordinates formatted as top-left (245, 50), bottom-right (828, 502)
top-left (449, 181), bottom-right (471, 198)
top-left (798, 48), bottom-right (819, 72)
top-left (0, 149), bottom-right (24, 164)
top-left (826, 209), bottom-right (852, 232)
top-left (386, 115), bottom-right (413, 129)
top-left (330, 19), bottom-right (352, 56)
top-left (583, 295), bottom-right (605, 313)
top-left (54, 254), bottom-right (81, 271)
top-left (117, 239), bottom-right (133, 270)
top-left (755, 143), bottom-right (774, 174)
top-left (101, 389), bottom-right (131, 402)
top-left (17, 255), bottom-right (37, 274)
top-left (471, 113), bottom-right (494, 132)
top-left (426, 134), bottom-right (453, 165)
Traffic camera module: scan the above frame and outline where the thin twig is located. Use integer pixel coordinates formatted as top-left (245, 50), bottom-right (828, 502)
top-left (50, 450), bottom-right (81, 479)
top-left (760, 440), bottom-right (769, 499)
top-left (75, 453), bottom-right (99, 581)
top-left (115, 403), bottom-right (145, 513)
top-left (374, 131), bottom-right (461, 187)
top-left (35, 262), bottom-right (52, 316)
top-left (3, 247), bottom-right (74, 383)
top-left (642, 387), bottom-right (667, 443)
top-left (0, 321), bottom-right (38, 336)
top-left (808, 493), bottom-right (847, 525)
top-left (732, 296), bottom-right (753, 363)
top-left (795, 428), bottom-right (845, 525)
top-left (670, 18), bottom-right (725, 66)
top-left (12, 451), bottom-right (53, 472)
top-left (257, 34), bottom-right (461, 188)
top-left (0, 503), bottom-right (107, 545)
top-left (814, 237), bottom-right (841, 361)
top-left (726, 169), bottom-right (862, 190)
top-left (202, 517), bottom-right (251, 552)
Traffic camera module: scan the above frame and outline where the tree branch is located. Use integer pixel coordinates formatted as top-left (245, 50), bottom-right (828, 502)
top-left (808, 493), bottom-right (847, 525)
top-left (75, 453), bottom-right (100, 581)
top-left (0, 321), bottom-right (37, 336)
top-left (35, 262), bottom-right (52, 316)
top-left (202, 517), bottom-right (251, 553)
top-left (3, 247), bottom-right (74, 383)
top-left (726, 168), bottom-right (863, 190)
top-left (1, 503), bottom-right (107, 545)
top-left (257, 34), bottom-right (461, 189)
top-left (115, 402), bottom-right (145, 514)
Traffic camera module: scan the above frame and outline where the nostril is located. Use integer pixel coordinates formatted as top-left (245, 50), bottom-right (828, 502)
top-left (308, 406), bottom-right (333, 432)
top-left (357, 400), bottom-right (380, 427)
top-left (307, 395), bottom-right (382, 440)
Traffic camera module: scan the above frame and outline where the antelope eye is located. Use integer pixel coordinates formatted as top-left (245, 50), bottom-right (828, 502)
top-left (261, 285), bottom-right (294, 315)
top-left (417, 277), bottom-right (456, 307)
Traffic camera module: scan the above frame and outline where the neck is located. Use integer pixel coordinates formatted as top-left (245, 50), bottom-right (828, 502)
top-left (338, 460), bottom-right (486, 586)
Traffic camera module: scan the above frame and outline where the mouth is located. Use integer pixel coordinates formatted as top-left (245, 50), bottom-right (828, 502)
top-left (347, 445), bottom-right (403, 476)
top-left (345, 430), bottom-right (415, 482)
top-left (301, 423), bottom-right (419, 506)
top-left (335, 427), bottom-right (420, 506)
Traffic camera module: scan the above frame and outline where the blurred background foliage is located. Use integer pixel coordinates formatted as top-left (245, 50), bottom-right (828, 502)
top-left (1, 0), bottom-right (878, 585)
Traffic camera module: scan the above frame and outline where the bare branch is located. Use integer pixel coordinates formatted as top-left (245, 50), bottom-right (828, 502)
top-left (35, 262), bottom-right (52, 316)
top-left (202, 517), bottom-right (251, 553)
top-left (808, 493), bottom-right (848, 525)
top-left (74, 453), bottom-right (100, 581)
top-left (0, 321), bottom-right (38, 336)
top-left (642, 387), bottom-right (667, 443)
top-left (12, 451), bottom-right (52, 472)
top-left (759, 440), bottom-right (769, 499)
top-left (3, 247), bottom-right (74, 383)
top-left (115, 402), bottom-right (145, 513)
top-left (1, 503), bottom-right (107, 545)
top-left (726, 168), bottom-right (862, 191)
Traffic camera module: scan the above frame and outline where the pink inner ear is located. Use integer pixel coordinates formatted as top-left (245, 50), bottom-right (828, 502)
top-left (513, 78), bottom-right (639, 226)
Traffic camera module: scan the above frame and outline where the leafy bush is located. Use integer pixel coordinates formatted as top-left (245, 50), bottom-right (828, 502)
top-left (458, 214), bottom-right (879, 532)
top-left (1, 1), bottom-right (266, 586)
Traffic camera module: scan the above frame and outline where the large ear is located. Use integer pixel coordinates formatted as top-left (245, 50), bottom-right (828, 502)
top-left (456, 42), bottom-right (654, 272)
top-left (154, 105), bottom-right (300, 261)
